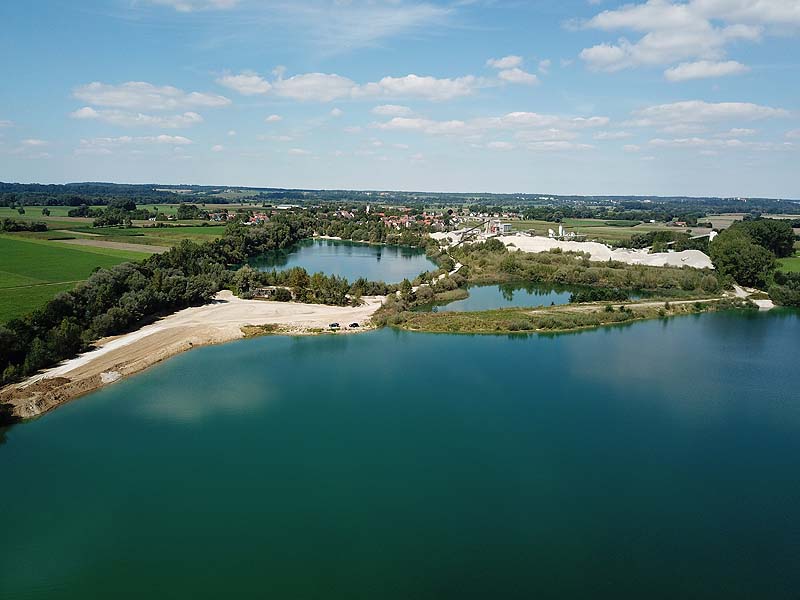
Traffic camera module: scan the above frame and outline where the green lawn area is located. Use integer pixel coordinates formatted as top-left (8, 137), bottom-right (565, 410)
top-left (778, 254), bottom-right (800, 273)
top-left (0, 235), bottom-right (145, 323)
top-left (0, 205), bottom-right (76, 219)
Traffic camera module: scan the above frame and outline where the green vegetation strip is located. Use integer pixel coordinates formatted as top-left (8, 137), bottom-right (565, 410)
top-left (396, 298), bottom-right (751, 335)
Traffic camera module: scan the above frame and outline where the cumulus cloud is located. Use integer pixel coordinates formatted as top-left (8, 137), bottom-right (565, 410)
top-left (76, 135), bottom-right (193, 154)
top-left (486, 55), bottom-right (539, 85)
top-left (664, 60), bottom-right (749, 81)
top-left (264, 114), bottom-right (283, 122)
top-left (497, 68), bottom-right (539, 85)
top-left (593, 130), bottom-right (634, 140)
top-left (577, 0), bottom-right (800, 77)
top-left (372, 104), bottom-right (413, 116)
top-left (373, 110), bottom-right (608, 152)
top-left (629, 100), bottom-right (790, 128)
top-left (288, 148), bottom-right (311, 155)
top-left (73, 81), bottom-right (231, 110)
top-left (216, 72), bottom-right (272, 95)
top-left (623, 144), bottom-right (642, 152)
top-left (575, 0), bottom-right (788, 74)
top-left (21, 138), bottom-right (49, 147)
top-left (70, 106), bottom-right (204, 128)
top-left (487, 55), bottom-right (523, 69)
top-left (360, 74), bottom-right (481, 100)
top-left (211, 144), bottom-right (224, 152)
top-left (220, 71), bottom-right (484, 102)
top-left (330, 107), bottom-right (344, 117)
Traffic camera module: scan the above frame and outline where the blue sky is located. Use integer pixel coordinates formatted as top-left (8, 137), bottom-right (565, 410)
top-left (1, 0), bottom-right (798, 196)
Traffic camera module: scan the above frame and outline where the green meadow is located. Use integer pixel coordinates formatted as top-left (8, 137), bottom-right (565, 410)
top-left (778, 254), bottom-right (800, 273)
top-left (0, 235), bottom-right (145, 323)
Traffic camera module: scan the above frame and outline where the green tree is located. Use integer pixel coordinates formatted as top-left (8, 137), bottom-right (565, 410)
top-left (709, 230), bottom-right (776, 288)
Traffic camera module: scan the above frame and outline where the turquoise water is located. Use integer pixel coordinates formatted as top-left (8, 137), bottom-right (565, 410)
top-left (249, 238), bottom-right (435, 283)
top-left (419, 283), bottom-right (574, 312)
top-left (2, 311), bottom-right (800, 598)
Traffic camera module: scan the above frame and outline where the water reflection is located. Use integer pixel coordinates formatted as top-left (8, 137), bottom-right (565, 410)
top-left (249, 239), bottom-right (434, 283)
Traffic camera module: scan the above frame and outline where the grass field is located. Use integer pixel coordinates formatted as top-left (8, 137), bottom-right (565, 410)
top-left (778, 254), bottom-right (800, 273)
top-left (509, 219), bottom-right (677, 243)
top-left (0, 235), bottom-right (146, 323)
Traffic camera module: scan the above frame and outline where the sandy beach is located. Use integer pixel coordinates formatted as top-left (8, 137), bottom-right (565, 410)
top-left (1, 291), bottom-right (384, 420)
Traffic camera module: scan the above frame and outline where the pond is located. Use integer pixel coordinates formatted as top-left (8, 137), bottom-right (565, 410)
top-left (417, 282), bottom-right (644, 312)
top-left (249, 238), bottom-right (436, 283)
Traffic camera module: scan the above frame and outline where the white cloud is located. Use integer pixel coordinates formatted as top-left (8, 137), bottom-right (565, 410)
top-left (593, 130), bottom-right (634, 140)
top-left (716, 127), bottom-right (757, 137)
top-left (623, 144), bottom-right (642, 152)
top-left (649, 136), bottom-right (749, 148)
top-left (228, 129), bottom-right (237, 136)
top-left (360, 74), bottom-right (481, 101)
top-left (487, 55), bottom-right (523, 69)
top-left (538, 59), bottom-right (552, 74)
top-left (211, 144), bottom-right (224, 152)
top-left (497, 68), bottom-right (539, 85)
top-left (76, 135), bottom-right (193, 154)
top-left (21, 138), bottom-right (49, 147)
top-left (786, 129), bottom-right (800, 139)
top-left (630, 100), bottom-right (790, 128)
top-left (664, 60), bottom-right (749, 81)
top-left (372, 104), bottom-right (413, 116)
top-left (273, 73), bottom-right (357, 101)
top-left (216, 72), bottom-right (272, 95)
top-left (487, 141), bottom-right (515, 150)
top-left (70, 106), bottom-right (203, 128)
top-left (576, 0), bottom-right (800, 74)
top-left (525, 141), bottom-right (594, 151)
top-left (228, 70), bottom-right (483, 102)
top-left (265, 114), bottom-right (283, 122)
top-left (330, 107), bottom-right (344, 117)
top-left (288, 148), bottom-right (311, 155)
top-left (73, 81), bottom-right (231, 110)
top-left (373, 110), bottom-right (608, 151)
top-left (514, 129), bottom-right (578, 142)
top-left (146, 0), bottom-right (238, 12)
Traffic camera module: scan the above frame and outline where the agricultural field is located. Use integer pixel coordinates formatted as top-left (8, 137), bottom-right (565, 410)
top-left (509, 218), bottom-right (679, 244)
top-left (0, 235), bottom-right (147, 323)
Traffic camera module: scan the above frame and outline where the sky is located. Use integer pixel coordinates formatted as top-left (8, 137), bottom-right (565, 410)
top-left (1, 0), bottom-right (799, 197)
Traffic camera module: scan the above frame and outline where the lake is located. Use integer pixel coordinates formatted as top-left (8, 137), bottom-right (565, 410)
top-left (249, 238), bottom-right (436, 282)
top-left (2, 310), bottom-right (799, 599)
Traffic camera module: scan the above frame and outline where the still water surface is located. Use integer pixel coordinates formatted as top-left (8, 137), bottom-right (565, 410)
top-left (249, 238), bottom-right (435, 282)
top-left (1, 310), bottom-right (799, 598)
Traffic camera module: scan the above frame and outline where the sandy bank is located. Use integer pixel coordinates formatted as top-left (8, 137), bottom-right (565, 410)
top-left (432, 232), bottom-right (713, 269)
top-left (1, 291), bottom-right (384, 420)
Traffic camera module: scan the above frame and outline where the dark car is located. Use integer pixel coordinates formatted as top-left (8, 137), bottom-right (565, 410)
top-left (329, 323), bottom-right (340, 329)
top-left (349, 322), bottom-right (360, 328)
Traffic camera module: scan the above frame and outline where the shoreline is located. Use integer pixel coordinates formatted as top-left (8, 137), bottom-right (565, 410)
top-left (1, 291), bottom-right (385, 421)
